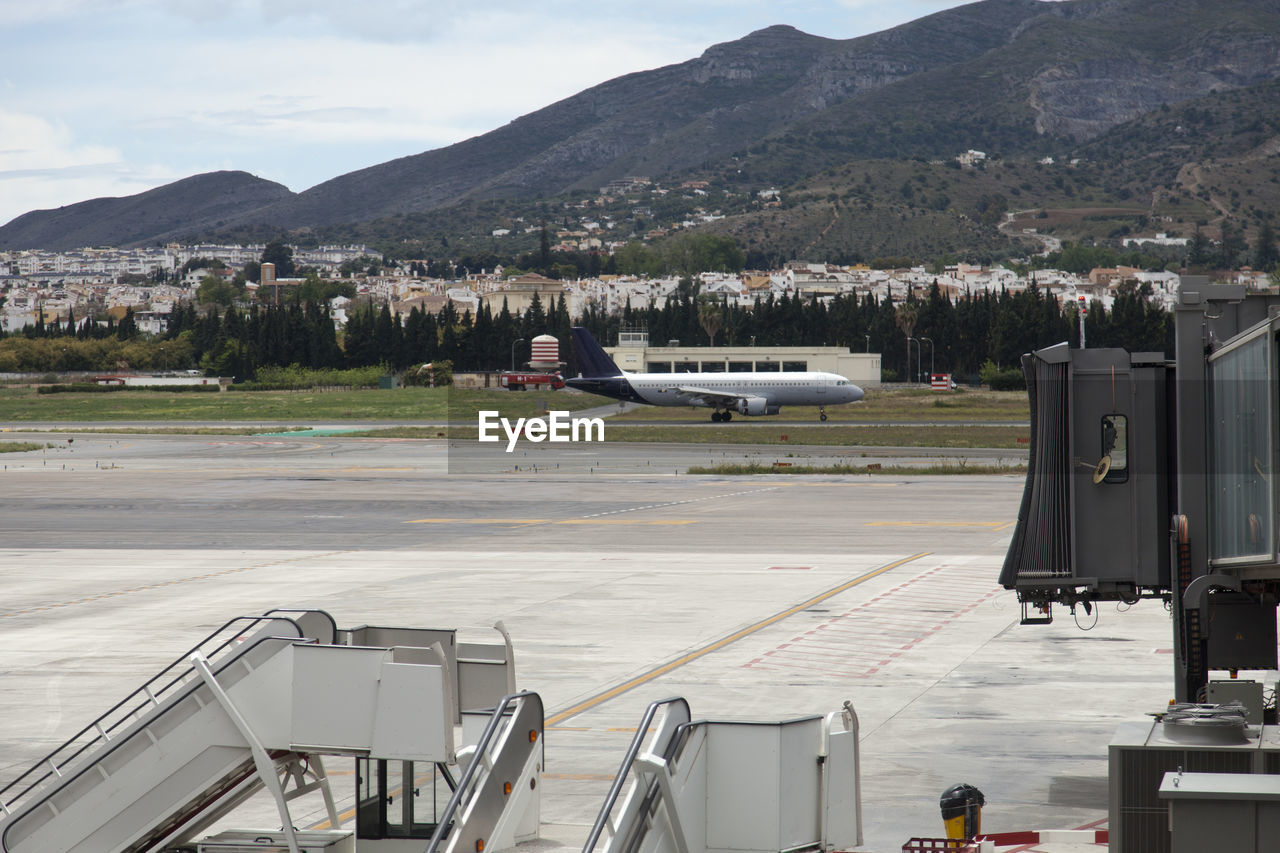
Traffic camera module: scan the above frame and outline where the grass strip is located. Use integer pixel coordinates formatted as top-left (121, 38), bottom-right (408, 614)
top-left (600, 424), bottom-right (1027, 447)
top-left (607, 387), bottom-right (1029, 424)
top-left (26, 427), bottom-right (310, 436)
top-left (0, 441), bottom-right (47, 453)
top-left (0, 386), bottom-right (598, 422)
top-left (686, 462), bottom-right (1027, 475)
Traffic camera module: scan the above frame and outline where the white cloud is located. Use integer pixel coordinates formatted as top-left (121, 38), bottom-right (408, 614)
top-left (255, 0), bottom-right (470, 41)
top-left (121, 25), bottom-right (701, 151)
top-left (0, 112), bottom-right (119, 172)
top-left (0, 0), bottom-right (145, 26)
top-left (0, 111), bottom-right (178, 225)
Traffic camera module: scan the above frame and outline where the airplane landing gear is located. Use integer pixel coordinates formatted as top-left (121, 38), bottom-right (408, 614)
top-left (819, 407), bottom-right (828, 422)
top-left (711, 410), bottom-right (733, 422)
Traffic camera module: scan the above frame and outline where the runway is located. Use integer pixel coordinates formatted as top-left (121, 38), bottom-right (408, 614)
top-left (0, 432), bottom-right (1170, 851)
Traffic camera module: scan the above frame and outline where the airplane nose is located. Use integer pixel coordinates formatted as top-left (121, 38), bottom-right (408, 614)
top-left (850, 386), bottom-right (864, 402)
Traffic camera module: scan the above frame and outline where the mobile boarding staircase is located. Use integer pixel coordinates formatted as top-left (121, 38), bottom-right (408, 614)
top-left (0, 612), bottom-right (862, 853)
top-left (582, 698), bottom-right (862, 853)
top-left (0, 609), bottom-right (543, 853)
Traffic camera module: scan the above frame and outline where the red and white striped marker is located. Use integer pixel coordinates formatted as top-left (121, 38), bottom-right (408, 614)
top-left (976, 828), bottom-right (1108, 848)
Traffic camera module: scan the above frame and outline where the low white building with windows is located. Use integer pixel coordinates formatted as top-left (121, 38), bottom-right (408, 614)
top-left (602, 330), bottom-right (880, 387)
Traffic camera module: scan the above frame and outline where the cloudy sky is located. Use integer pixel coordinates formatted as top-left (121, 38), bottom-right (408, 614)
top-left (1, 0), bottom-right (986, 228)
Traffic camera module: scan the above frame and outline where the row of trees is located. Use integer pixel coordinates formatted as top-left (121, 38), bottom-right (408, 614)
top-left (199, 281), bottom-right (1172, 379)
top-left (1187, 221), bottom-right (1279, 272)
top-left (568, 283), bottom-right (1170, 382)
top-left (0, 282), bottom-right (1169, 383)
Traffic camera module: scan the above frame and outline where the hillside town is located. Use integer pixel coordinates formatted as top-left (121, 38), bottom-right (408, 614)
top-left (5, 242), bottom-right (1270, 338)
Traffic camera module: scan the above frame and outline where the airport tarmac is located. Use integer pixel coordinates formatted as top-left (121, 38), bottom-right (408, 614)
top-left (0, 431), bottom-right (1170, 851)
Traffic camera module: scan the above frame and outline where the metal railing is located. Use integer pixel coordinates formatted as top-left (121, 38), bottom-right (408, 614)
top-left (582, 697), bottom-right (691, 853)
top-left (0, 613), bottom-right (307, 819)
top-left (426, 691), bottom-right (543, 853)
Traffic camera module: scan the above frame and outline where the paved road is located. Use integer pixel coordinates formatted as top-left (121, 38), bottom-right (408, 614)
top-left (0, 432), bottom-right (1171, 852)
top-left (1, 432), bottom-right (1026, 550)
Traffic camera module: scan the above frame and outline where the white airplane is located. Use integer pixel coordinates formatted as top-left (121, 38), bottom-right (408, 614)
top-left (564, 326), bottom-right (864, 421)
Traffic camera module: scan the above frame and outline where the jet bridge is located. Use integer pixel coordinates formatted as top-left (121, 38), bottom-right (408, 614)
top-left (1001, 277), bottom-right (1280, 702)
top-left (0, 608), bottom-right (532, 853)
top-left (1000, 279), bottom-right (1280, 852)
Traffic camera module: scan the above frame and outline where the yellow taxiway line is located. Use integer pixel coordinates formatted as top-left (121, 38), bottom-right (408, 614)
top-left (310, 550), bottom-right (929, 831)
top-left (545, 551), bottom-right (930, 726)
top-left (865, 521), bottom-right (1007, 528)
top-left (405, 518), bottom-right (696, 526)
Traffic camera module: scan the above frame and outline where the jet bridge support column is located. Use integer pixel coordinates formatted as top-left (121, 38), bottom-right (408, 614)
top-left (1170, 279), bottom-right (1280, 702)
top-left (1170, 279), bottom-right (1218, 703)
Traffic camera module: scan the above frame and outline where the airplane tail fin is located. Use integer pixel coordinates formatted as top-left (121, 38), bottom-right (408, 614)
top-left (570, 326), bottom-right (623, 377)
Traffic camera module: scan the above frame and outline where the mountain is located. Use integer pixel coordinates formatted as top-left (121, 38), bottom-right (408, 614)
top-left (0, 172), bottom-right (294, 251)
top-left (232, 4), bottom-right (1045, 231)
top-left (4, 0), bottom-right (1280, 252)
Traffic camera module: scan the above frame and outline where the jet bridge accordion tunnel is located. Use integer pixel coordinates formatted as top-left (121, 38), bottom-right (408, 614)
top-left (1002, 281), bottom-right (1280, 703)
top-left (999, 343), bottom-right (1173, 619)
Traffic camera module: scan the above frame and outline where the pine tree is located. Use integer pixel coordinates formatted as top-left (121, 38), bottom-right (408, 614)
top-left (1254, 220), bottom-right (1278, 271)
top-left (539, 221), bottom-right (551, 274)
top-left (528, 291), bottom-right (546, 333)
top-left (117, 307), bottom-right (137, 341)
top-left (374, 303), bottom-right (395, 366)
top-left (1219, 222), bottom-right (1245, 269)
top-left (1188, 225), bottom-right (1209, 268)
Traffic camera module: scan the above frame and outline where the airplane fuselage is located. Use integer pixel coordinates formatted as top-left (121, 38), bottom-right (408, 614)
top-left (566, 370), bottom-right (863, 412)
top-left (563, 326), bottom-right (865, 421)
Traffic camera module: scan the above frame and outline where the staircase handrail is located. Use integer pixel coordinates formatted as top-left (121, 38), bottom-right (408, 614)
top-left (425, 691), bottom-right (541, 853)
top-left (0, 632), bottom-right (305, 853)
top-left (0, 613), bottom-right (306, 817)
top-left (581, 697), bottom-right (691, 853)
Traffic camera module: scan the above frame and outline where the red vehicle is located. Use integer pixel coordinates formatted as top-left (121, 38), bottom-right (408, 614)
top-left (499, 371), bottom-right (565, 391)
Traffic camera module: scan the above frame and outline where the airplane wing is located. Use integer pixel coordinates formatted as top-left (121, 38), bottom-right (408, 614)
top-left (665, 385), bottom-right (749, 407)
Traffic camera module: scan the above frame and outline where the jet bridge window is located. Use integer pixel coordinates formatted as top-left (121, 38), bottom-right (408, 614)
top-left (1208, 324), bottom-right (1275, 565)
top-left (1100, 414), bottom-right (1128, 484)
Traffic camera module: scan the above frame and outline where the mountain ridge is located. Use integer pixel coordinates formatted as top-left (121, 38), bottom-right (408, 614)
top-left (5, 0), bottom-right (1280, 253)
top-left (0, 172), bottom-right (294, 251)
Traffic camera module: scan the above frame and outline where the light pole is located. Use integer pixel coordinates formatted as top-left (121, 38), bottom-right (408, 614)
top-left (511, 338), bottom-right (524, 372)
top-left (908, 337), bottom-right (922, 384)
top-left (921, 337), bottom-right (934, 383)
top-left (1078, 295), bottom-right (1087, 349)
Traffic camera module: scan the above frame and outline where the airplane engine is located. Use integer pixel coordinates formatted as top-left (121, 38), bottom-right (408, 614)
top-left (735, 396), bottom-right (779, 416)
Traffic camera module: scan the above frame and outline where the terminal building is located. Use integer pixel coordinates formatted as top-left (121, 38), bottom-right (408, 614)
top-left (602, 330), bottom-right (881, 386)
